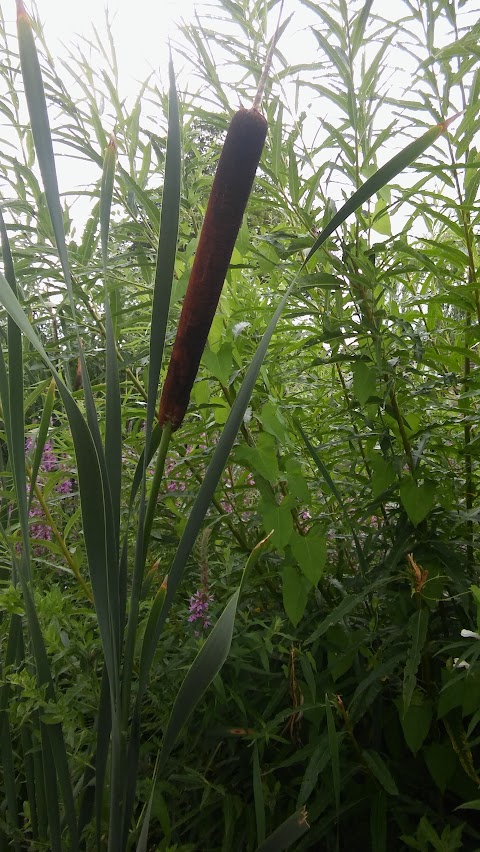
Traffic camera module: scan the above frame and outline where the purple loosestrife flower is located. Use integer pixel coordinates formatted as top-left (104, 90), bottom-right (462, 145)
top-left (41, 440), bottom-right (57, 472)
top-left (56, 478), bottom-right (73, 495)
top-left (188, 589), bottom-right (214, 631)
top-left (28, 503), bottom-right (52, 554)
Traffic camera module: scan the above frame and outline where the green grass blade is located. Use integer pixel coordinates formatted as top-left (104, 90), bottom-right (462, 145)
top-left (0, 206), bottom-right (30, 571)
top-left (0, 712), bottom-right (20, 848)
top-left (28, 379), bottom-right (55, 511)
top-left (146, 56), bottom-right (181, 444)
top-left (158, 588), bottom-right (241, 771)
top-left (305, 117), bottom-right (459, 266)
top-left (94, 666), bottom-right (112, 851)
top-left (135, 756), bottom-right (160, 852)
top-left (0, 271), bottom-right (117, 687)
top-left (100, 135), bottom-right (122, 557)
top-left (403, 608), bottom-right (429, 714)
top-left (254, 807), bottom-right (309, 851)
top-left (40, 725), bottom-right (62, 852)
top-left (325, 695), bottom-right (340, 834)
top-left (119, 64), bottom-right (181, 826)
top-left (253, 742), bottom-right (266, 845)
top-left (16, 2), bottom-right (70, 285)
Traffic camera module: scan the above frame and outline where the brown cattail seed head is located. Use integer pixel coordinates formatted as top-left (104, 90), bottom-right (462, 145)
top-left (159, 107), bottom-right (268, 431)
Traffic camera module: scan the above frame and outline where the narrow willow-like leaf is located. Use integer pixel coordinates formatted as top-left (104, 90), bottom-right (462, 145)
top-left (306, 575), bottom-right (392, 645)
top-left (362, 749), bottom-right (399, 796)
top-left (254, 807), bottom-right (309, 852)
top-left (403, 608), bottom-right (429, 714)
top-left (296, 734), bottom-right (330, 807)
top-left (295, 418), bottom-right (367, 574)
top-left (351, 0), bottom-right (374, 57)
top-left (325, 696), bottom-right (340, 828)
top-left (305, 116), bottom-right (459, 265)
top-left (253, 742), bottom-right (266, 844)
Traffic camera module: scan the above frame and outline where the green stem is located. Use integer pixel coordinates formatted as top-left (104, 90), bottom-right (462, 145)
top-left (29, 469), bottom-right (93, 602)
top-left (143, 422), bottom-right (172, 561)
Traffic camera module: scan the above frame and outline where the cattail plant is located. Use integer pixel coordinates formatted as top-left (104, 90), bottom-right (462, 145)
top-left (0, 1), bottom-right (461, 850)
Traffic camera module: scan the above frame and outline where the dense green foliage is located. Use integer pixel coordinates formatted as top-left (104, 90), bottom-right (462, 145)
top-left (1, 0), bottom-right (480, 849)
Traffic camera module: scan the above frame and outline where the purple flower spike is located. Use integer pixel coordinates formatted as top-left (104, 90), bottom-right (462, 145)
top-left (188, 589), bottom-right (214, 631)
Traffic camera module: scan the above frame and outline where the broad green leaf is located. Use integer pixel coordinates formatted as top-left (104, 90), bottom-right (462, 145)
top-left (260, 495), bottom-right (295, 549)
top-left (202, 342), bottom-right (233, 386)
top-left (400, 480), bottom-right (436, 527)
top-left (259, 400), bottom-right (290, 445)
top-left (353, 361), bottom-right (377, 405)
top-left (285, 458), bottom-right (310, 502)
top-left (371, 197), bottom-right (392, 236)
top-left (455, 799), bottom-right (480, 812)
top-left (236, 432), bottom-right (280, 485)
top-left (282, 564), bottom-right (311, 627)
top-left (370, 454), bottom-right (396, 499)
top-left (290, 528), bottom-right (326, 585)
top-left (397, 693), bottom-right (432, 756)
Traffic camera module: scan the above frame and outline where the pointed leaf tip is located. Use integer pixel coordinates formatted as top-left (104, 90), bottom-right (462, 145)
top-left (16, 0), bottom-right (28, 20)
top-left (108, 134), bottom-right (117, 150)
top-left (439, 111), bottom-right (462, 133)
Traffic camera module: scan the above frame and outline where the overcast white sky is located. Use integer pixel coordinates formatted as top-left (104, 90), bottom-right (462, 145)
top-left (2, 0), bottom-right (475, 235)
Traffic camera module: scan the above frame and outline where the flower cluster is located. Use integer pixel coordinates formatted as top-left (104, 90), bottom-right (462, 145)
top-left (188, 589), bottom-right (214, 632)
top-left (25, 433), bottom-right (74, 551)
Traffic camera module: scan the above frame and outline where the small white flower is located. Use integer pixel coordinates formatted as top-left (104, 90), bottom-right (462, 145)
top-left (233, 321), bottom-right (250, 338)
top-left (461, 629), bottom-right (480, 640)
top-left (453, 658), bottom-right (470, 670)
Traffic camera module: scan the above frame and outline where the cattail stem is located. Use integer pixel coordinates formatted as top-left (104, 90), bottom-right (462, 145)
top-left (159, 107), bottom-right (268, 431)
top-left (143, 422), bottom-right (172, 559)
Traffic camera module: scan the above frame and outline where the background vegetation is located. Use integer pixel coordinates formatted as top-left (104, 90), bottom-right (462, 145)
top-left (1, 0), bottom-right (480, 849)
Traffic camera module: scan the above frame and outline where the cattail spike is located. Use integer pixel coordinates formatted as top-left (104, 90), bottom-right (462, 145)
top-left (159, 107), bottom-right (267, 431)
